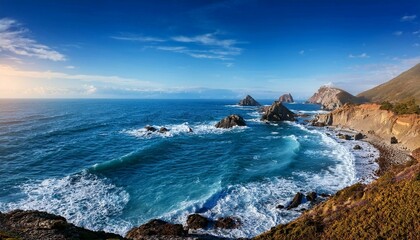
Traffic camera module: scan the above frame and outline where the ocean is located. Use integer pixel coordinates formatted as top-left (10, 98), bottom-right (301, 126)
top-left (0, 99), bottom-right (379, 238)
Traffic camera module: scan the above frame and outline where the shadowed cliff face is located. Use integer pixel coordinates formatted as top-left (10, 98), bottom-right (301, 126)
top-left (308, 86), bottom-right (364, 110)
top-left (314, 104), bottom-right (420, 151)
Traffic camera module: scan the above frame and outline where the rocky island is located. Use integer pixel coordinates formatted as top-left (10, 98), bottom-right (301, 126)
top-left (238, 95), bottom-right (261, 106)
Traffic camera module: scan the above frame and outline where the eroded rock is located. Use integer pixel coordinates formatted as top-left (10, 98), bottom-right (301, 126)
top-left (215, 115), bottom-right (246, 128)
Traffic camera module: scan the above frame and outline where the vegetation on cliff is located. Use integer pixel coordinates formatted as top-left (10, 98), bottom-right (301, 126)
top-left (380, 99), bottom-right (420, 115)
top-left (255, 159), bottom-right (420, 240)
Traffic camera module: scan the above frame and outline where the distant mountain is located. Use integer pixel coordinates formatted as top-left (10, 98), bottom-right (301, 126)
top-left (357, 63), bottom-right (420, 105)
top-left (278, 93), bottom-right (294, 103)
top-left (238, 95), bottom-right (261, 106)
top-left (307, 86), bottom-right (364, 110)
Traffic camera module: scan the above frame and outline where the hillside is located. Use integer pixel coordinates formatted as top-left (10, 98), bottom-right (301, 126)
top-left (357, 63), bottom-right (420, 105)
top-left (307, 86), bottom-right (364, 110)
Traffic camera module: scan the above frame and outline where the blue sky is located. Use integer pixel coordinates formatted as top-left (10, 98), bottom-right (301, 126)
top-left (0, 0), bottom-right (419, 99)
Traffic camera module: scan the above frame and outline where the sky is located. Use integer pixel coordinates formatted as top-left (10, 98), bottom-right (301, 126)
top-left (0, 0), bottom-right (419, 99)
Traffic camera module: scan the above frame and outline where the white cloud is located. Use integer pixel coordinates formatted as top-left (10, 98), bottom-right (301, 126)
top-left (110, 35), bottom-right (165, 42)
top-left (65, 65), bottom-right (75, 69)
top-left (0, 18), bottom-right (66, 61)
top-left (393, 31), bottom-right (403, 36)
top-left (348, 53), bottom-right (370, 58)
top-left (401, 15), bottom-right (417, 22)
top-left (83, 84), bottom-right (97, 94)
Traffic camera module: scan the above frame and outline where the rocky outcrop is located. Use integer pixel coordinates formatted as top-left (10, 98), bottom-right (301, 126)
top-left (215, 114), bottom-right (246, 128)
top-left (186, 214), bottom-right (209, 230)
top-left (312, 103), bottom-right (420, 151)
top-left (238, 95), bottom-right (261, 106)
top-left (287, 192), bottom-right (304, 210)
top-left (306, 192), bottom-right (317, 202)
top-left (0, 210), bottom-right (124, 240)
top-left (261, 101), bottom-right (295, 122)
top-left (307, 86), bottom-right (364, 110)
top-left (278, 93), bottom-right (294, 103)
top-left (126, 219), bottom-right (186, 239)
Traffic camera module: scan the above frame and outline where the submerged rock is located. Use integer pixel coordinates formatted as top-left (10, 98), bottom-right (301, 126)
top-left (287, 192), bottom-right (304, 210)
top-left (159, 127), bottom-right (169, 133)
top-left (238, 95), bottom-right (261, 106)
top-left (215, 217), bottom-right (241, 229)
top-left (186, 214), bottom-right (209, 230)
top-left (353, 145), bottom-right (362, 150)
top-left (261, 101), bottom-right (295, 122)
top-left (215, 114), bottom-right (246, 128)
top-left (276, 204), bottom-right (285, 209)
top-left (0, 210), bottom-right (123, 240)
top-left (145, 126), bottom-right (157, 132)
top-left (126, 219), bottom-right (186, 239)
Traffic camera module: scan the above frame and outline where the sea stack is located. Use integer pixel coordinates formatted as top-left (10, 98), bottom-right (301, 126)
top-left (215, 114), bottom-right (246, 128)
top-left (261, 101), bottom-right (295, 121)
top-left (279, 93), bottom-right (294, 103)
top-left (238, 95), bottom-right (261, 106)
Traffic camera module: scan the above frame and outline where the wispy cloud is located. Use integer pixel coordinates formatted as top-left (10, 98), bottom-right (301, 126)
top-left (393, 31), bottom-right (403, 36)
top-left (401, 15), bottom-right (417, 22)
top-left (110, 35), bottom-right (165, 42)
top-left (299, 50), bottom-right (305, 55)
top-left (0, 18), bottom-right (66, 61)
top-left (413, 30), bottom-right (420, 35)
top-left (65, 65), bottom-right (75, 69)
top-left (348, 53), bottom-right (370, 58)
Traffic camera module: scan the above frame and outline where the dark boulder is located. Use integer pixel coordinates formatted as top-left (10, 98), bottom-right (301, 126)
top-left (354, 132), bottom-right (364, 140)
top-left (287, 192), bottom-right (304, 210)
top-left (278, 93), bottom-right (294, 103)
top-left (126, 219), bottom-right (186, 239)
top-left (276, 204), bottom-right (285, 209)
top-left (353, 145), bottom-right (362, 150)
top-left (390, 136), bottom-right (398, 144)
top-left (238, 95), bottom-right (261, 106)
top-left (261, 101), bottom-right (295, 122)
top-left (0, 210), bottom-right (123, 240)
top-left (339, 134), bottom-right (352, 140)
top-left (186, 214), bottom-right (209, 230)
top-left (145, 126), bottom-right (157, 132)
top-left (214, 217), bottom-right (241, 229)
top-left (159, 127), bottom-right (169, 133)
top-left (306, 192), bottom-right (317, 202)
top-left (215, 115), bottom-right (246, 128)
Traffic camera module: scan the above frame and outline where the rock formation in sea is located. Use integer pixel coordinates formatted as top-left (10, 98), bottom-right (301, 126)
top-left (311, 103), bottom-right (420, 151)
top-left (261, 101), bottom-right (295, 121)
top-left (307, 86), bottom-right (364, 110)
top-left (186, 214), bottom-right (209, 229)
top-left (278, 93), bottom-right (294, 103)
top-left (238, 95), bottom-right (261, 106)
top-left (0, 210), bottom-right (124, 240)
top-left (126, 219), bottom-right (187, 239)
top-left (215, 114), bottom-right (246, 128)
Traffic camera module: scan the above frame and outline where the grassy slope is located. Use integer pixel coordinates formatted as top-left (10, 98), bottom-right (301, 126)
top-left (254, 159), bottom-right (420, 240)
top-left (357, 63), bottom-right (420, 105)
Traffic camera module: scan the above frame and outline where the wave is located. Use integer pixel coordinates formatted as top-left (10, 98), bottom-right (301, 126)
top-left (289, 109), bottom-right (330, 114)
top-left (122, 122), bottom-right (248, 139)
top-left (0, 171), bottom-right (132, 236)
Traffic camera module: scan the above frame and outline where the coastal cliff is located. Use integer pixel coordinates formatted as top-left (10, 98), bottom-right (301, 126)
top-left (313, 103), bottom-right (420, 151)
top-left (308, 86), bottom-right (364, 110)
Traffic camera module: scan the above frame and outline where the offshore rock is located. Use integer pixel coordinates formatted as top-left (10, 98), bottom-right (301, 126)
top-left (238, 95), bottom-right (261, 106)
top-left (215, 115), bottom-right (246, 128)
top-left (287, 192), bottom-right (304, 210)
top-left (126, 219), bottom-right (186, 239)
top-left (159, 127), bottom-right (169, 133)
top-left (145, 126), bottom-right (157, 132)
top-left (0, 210), bottom-right (124, 240)
top-left (278, 93), bottom-right (294, 103)
top-left (261, 101), bottom-right (295, 122)
top-left (306, 192), bottom-right (317, 202)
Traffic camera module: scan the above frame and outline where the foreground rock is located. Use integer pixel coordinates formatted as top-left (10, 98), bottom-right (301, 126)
top-left (126, 219), bottom-right (186, 239)
top-left (186, 214), bottom-right (209, 230)
top-left (215, 114), bottom-right (246, 128)
top-left (261, 101), bottom-right (295, 122)
top-left (287, 192), bottom-right (304, 210)
top-left (307, 86), bottom-right (364, 110)
top-left (278, 93), bottom-right (294, 103)
top-left (238, 95), bottom-right (261, 106)
top-left (0, 210), bottom-right (124, 240)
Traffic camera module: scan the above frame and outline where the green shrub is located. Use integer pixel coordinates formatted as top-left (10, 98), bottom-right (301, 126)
top-left (380, 99), bottom-right (420, 115)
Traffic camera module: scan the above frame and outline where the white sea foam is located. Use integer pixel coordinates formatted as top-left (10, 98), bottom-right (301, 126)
top-left (0, 171), bottom-right (132, 236)
top-left (122, 122), bottom-right (248, 139)
top-left (290, 109), bottom-right (330, 114)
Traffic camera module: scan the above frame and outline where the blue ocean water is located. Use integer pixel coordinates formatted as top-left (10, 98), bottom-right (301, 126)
top-left (0, 99), bottom-right (378, 238)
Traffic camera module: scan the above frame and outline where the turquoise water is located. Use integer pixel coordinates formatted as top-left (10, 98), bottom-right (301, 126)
top-left (0, 99), bottom-right (377, 238)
